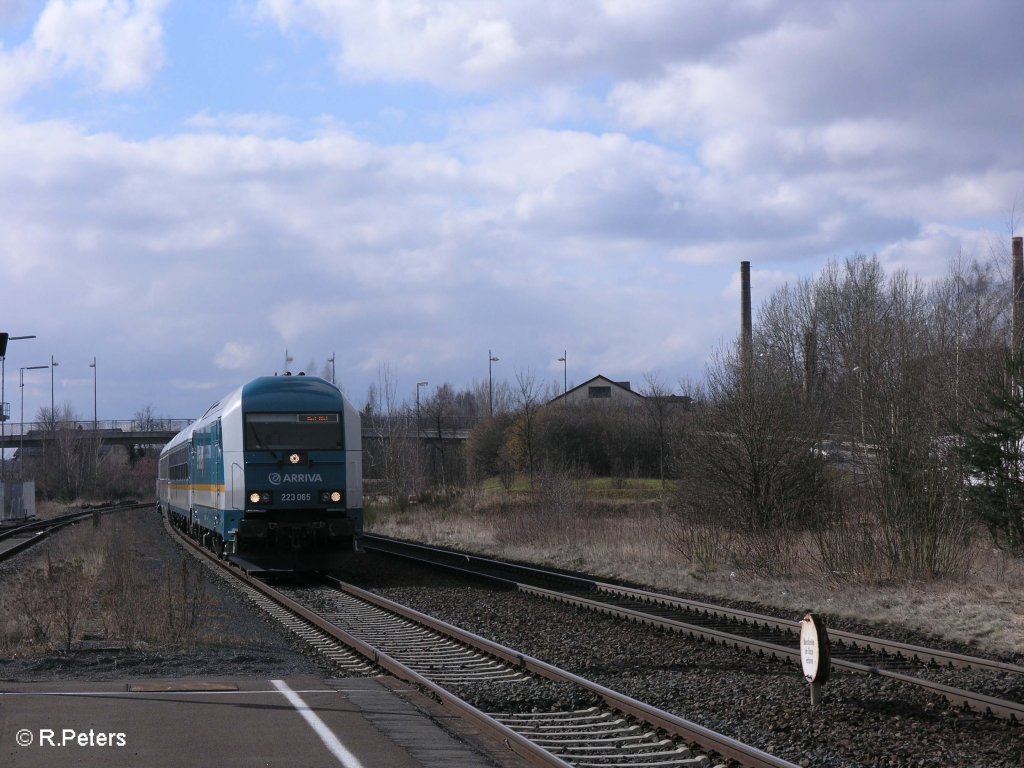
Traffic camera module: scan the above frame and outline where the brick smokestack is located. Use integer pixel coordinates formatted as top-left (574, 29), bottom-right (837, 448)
top-left (741, 261), bottom-right (753, 372)
top-left (1015, 237), bottom-right (1024, 356)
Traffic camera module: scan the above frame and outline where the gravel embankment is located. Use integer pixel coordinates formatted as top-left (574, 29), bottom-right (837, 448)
top-left (324, 552), bottom-right (1024, 768)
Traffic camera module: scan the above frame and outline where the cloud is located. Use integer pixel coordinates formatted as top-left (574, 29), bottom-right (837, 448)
top-left (608, 3), bottom-right (1024, 183)
top-left (877, 224), bottom-right (1008, 282)
top-left (0, 0), bottom-right (33, 24)
top-left (0, 0), bottom-right (168, 102)
top-left (3, 2), bottom-right (1023, 419)
top-left (215, 341), bottom-right (259, 370)
top-left (252, 0), bottom-right (785, 90)
top-left (185, 110), bottom-right (295, 137)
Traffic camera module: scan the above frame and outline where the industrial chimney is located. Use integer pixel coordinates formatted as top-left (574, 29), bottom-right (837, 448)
top-left (741, 261), bottom-right (753, 373)
top-left (1014, 237), bottom-right (1024, 355)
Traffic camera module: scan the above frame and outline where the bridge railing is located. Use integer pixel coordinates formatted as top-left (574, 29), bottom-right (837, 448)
top-left (1, 414), bottom-right (487, 441)
top-left (0, 419), bottom-right (192, 438)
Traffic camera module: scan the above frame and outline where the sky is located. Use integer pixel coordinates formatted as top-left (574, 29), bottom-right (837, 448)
top-left (1, 0), bottom-right (1022, 424)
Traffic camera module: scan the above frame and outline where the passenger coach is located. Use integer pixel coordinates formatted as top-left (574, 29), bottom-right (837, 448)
top-left (158, 374), bottom-right (362, 570)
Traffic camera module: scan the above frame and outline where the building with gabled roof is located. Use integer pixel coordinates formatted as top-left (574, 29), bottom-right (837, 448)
top-left (547, 374), bottom-right (694, 410)
top-left (547, 375), bottom-right (644, 406)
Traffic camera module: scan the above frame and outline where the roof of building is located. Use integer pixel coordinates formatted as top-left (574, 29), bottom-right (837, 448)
top-left (547, 374), bottom-right (642, 405)
top-left (546, 375), bottom-right (695, 409)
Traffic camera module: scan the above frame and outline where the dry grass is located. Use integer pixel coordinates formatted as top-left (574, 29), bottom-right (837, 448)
top-left (0, 512), bottom-right (212, 656)
top-left (367, 489), bottom-right (1024, 657)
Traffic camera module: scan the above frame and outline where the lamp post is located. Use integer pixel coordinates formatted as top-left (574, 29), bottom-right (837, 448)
top-left (20, 365), bottom-right (48, 479)
top-left (328, 353), bottom-right (336, 385)
top-left (89, 357), bottom-right (97, 428)
top-left (853, 365), bottom-right (865, 452)
top-left (416, 381), bottom-right (428, 436)
top-left (49, 355), bottom-right (59, 424)
top-left (488, 350), bottom-right (499, 417)
top-left (1, 335), bottom-right (37, 486)
top-left (557, 350), bottom-right (567, 397)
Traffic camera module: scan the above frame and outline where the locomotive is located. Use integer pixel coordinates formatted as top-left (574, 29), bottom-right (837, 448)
top-left (157, 374), bottom-right (362, 570)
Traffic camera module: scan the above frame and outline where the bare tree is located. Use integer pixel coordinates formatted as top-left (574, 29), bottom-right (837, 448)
top-left (505, 371), bottom-right (548, 488)
top-left (731, 253), bottom-right (994, 578)
top-left (676, 344), bottom-right (833, 575)
top-left (639, 372), bottom-right (685, 487)
top-left (364, 363), bottom-right (425, 507)
top-left (28, 403), bottom-right (101, 501)
top-left (420, 383), bottom-right (468, 487)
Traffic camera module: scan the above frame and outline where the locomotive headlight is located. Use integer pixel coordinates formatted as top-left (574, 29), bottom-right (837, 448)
top-left (320, 490), bottom-right (343, 504)
top-left (288, 453), bottom-right (302, 465)
top-left (249, 491), bottom-right (271, 504)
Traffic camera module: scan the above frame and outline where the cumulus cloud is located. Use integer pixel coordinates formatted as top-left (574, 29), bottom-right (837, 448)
top-left (215, 341), bottom-right (259, 370)
top-left (0, 0), bottom-right (168, 102)
top-left (252, 0), bottom-right (782, 90)
top-left (1, 1), bottom-right (1022, 419)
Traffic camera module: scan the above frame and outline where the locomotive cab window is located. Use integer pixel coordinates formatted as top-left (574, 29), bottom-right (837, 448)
top-left (244, 413), bottom-right (343, 450)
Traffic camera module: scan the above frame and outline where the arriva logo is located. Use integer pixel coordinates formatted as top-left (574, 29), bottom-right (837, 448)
top-left (268, 472), bottom-right (323, 485)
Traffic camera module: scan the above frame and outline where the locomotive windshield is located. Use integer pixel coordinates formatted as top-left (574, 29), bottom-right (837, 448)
top-left (244, 413), bottom-right (343, 450)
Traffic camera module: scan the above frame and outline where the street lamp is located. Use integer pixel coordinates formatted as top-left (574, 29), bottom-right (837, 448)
top-left (852, 365), bottom-right (865, 447)
top-left (1, 334), bottom-right (36, 485)
top-left (488, 350), bottom-right (499, 417)
top-left (20, 365), bottom-right (48, 479)
top-left (50, 355), bottom-right (59, 423)
top-left (557, 350), bottom-right (567, 397)
top-left (89, 357), bottom-right (97, 428)
top-left (327, 353), bottom-right (336, 385)
top-left (416, 381), bottom-right (428, 435)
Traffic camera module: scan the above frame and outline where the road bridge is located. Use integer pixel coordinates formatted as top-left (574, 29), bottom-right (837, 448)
top-left (0, 417), bottom-right (476, 451)
top-left (0, 420), bottom-right (187, 450)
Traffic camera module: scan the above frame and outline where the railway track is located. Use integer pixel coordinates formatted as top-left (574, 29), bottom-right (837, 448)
top-left (0, 502), bottom-right (147, 563)
top-left (361, 534), bottom-right (1024, 722)
top-left (163, 515), bottom-right (799, 768)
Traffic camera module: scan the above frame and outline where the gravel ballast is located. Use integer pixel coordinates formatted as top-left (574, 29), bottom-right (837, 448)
top-left (325, 552), bottom-right (1024, 768)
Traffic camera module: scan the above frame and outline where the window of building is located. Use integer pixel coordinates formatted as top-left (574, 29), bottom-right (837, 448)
top-left (588, 386), bottom-right (611, 398)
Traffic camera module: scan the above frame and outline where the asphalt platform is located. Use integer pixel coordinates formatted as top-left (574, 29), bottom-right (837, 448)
top-left (0, 676), bottom-right (526, 768)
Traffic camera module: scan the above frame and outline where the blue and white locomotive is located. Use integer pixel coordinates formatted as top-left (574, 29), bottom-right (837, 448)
top-left (158, 374), bottom-right (362, 570)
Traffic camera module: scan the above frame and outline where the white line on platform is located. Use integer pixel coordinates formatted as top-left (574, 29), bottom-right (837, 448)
top-left (272, 679), bottom-right (366, 768)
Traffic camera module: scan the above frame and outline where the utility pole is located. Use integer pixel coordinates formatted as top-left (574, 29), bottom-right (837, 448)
top-left (90, 357), bottom-right (97, 428)
top-left (50, 355), bottom-right (59, 424)
top-left (488, 350), bottom-right (499, 416)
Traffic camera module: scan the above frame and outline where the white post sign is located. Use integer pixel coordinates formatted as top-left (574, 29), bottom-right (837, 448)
top-left (800, 613), bottom-right (830, 705)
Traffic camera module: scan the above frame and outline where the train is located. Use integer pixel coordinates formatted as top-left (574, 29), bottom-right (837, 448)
top-left (157, 374), bottom-right (362, 571)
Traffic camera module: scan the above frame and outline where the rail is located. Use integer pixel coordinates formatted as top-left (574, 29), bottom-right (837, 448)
top-left (0, 502), bottom-right (150, 562)
top-left (362, 534), bottom-right (1024, 722)
top-left (165, 517), bottom-right (797, 768)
